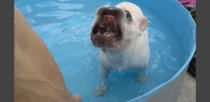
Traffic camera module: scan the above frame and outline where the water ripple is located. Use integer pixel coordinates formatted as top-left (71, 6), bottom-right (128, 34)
top-left (35, 1), bottom-right (84, 10)
top-left (36, 11), bottom-right (82, 19)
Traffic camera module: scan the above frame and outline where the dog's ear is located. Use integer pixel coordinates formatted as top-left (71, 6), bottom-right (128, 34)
top-left (138, 17), bottom-right (148, 31)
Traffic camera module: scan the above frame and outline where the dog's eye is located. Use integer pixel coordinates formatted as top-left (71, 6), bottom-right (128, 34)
top-left (125, 10), bottom-right (131, 20)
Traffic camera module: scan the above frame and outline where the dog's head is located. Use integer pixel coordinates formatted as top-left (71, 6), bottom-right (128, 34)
top-left (90, 2), bottom-right (148, 51)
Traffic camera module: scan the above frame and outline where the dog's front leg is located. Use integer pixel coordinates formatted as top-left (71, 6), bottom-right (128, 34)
top-left (136, 68), bottom-right (148, 84)
top-left (92, 67), bottom-right (110, 97)
top-left (99, 68), bottom-right (111, 85)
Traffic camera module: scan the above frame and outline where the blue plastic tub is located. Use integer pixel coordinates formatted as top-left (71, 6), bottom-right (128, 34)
top-left (15, 0), bottom-right (196, 101)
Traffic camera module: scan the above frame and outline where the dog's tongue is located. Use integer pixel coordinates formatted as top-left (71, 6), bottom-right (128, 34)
top-left (103, 31), bottom-right (114, 37)
top-left (99, 14), bottom-right (118, 37)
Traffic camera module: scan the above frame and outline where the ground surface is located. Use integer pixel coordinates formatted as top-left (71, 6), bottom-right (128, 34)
top-left (177, 72), bottom-right (196, 102)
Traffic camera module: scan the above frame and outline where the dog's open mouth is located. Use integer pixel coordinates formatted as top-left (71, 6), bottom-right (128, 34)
top-left (91, 12), bottom-right (122, 48)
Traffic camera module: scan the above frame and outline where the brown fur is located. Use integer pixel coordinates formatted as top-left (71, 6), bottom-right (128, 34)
top-left (14, 7), bottom-right (81, 102)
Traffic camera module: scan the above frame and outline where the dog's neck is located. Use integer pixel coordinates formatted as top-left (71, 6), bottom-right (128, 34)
top-left (102, 35), bottom-right (141, 58)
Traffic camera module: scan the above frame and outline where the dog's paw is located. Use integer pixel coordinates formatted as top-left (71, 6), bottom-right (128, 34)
top-left (136, 72), bottom-right (148, 84)
top-left (92, 82), bottom-right (107, 97)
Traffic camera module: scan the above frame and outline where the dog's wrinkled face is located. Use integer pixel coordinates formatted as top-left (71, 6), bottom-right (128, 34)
top-left (90, 2), bottom-right (148, 51)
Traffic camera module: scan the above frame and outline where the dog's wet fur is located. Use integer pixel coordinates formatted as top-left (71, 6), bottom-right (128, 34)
top-left (90, 2), bottom-right (150, 97)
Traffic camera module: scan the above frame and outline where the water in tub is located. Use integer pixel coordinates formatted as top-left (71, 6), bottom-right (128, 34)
top-left (15, 0), bottom-right (185, 101)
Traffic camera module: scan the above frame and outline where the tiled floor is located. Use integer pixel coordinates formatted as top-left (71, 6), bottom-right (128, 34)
top-left (177, 72), bottom-right (196, 102)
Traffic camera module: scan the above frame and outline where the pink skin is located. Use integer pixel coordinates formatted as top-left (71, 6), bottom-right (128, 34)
top-left (97, 14), bottom-right (118, 38)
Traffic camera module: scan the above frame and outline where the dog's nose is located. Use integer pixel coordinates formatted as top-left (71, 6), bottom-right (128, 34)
top-left (104, 6), bottom-right (118, 16)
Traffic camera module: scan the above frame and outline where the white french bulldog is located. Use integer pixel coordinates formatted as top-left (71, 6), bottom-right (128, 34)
top-left (89, 2), bottom-right (150, 97)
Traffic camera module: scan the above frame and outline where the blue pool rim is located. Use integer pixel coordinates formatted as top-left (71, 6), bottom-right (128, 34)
top-left (127, 0), bottom-right (196, 101)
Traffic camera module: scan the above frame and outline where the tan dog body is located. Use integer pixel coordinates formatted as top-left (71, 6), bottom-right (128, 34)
top-left (14, 7), bottom-right (81, 102)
